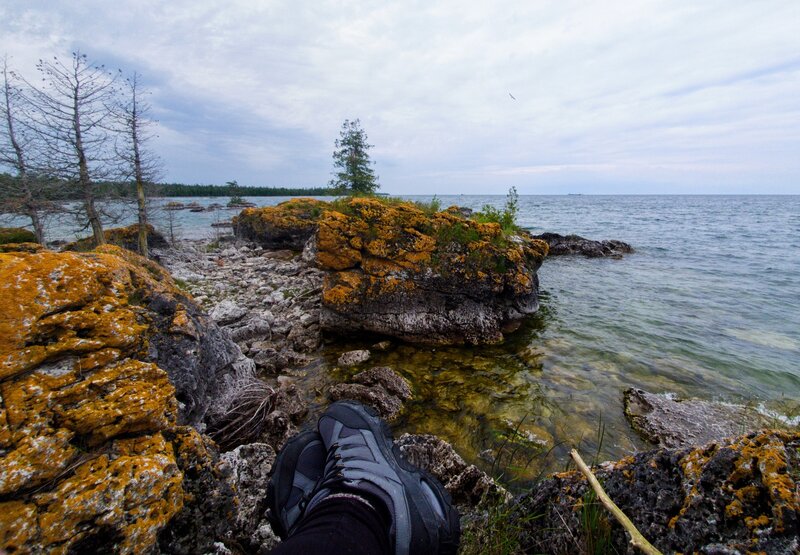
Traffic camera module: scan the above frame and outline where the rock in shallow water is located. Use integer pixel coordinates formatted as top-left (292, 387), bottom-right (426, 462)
top-left (624, 387), bottom-right (773, 448)
top-left (532, 232), bottom-right (633, 258)
top-left (395, 433), bottom-right (506, 508)
top-left (338, 349), bottom-right (371, 366)
top-left (328, 366), bottom-right (412, 422)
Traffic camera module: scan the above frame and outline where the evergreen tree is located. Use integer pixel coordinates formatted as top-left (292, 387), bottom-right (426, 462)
top-left (330, 119), bottom-right (378, 195)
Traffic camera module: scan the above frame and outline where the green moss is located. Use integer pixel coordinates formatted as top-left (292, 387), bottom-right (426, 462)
top-left (0, 228), bottom-right (37, 245)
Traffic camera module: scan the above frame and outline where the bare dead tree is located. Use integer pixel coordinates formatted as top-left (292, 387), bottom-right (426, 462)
top-left (0, 56), bottom-right (52, 243)
top-left (25, 52), bottom-right (119, 245)
top-left (115, 72), bottom-right (161, 257)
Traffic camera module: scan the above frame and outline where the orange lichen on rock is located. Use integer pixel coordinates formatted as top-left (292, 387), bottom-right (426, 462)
top-left (233, 197), bottom-right (330, 249)
top-left (672, 430), bottom-right (800, 535)
top-left (0, 246), bottom-right (220, 554)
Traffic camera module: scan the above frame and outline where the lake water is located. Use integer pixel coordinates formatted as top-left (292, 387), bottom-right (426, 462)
top-left (8, 194), bottom-right (799, 488)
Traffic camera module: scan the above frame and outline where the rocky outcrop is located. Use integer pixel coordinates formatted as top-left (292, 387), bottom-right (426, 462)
top-left (513, 430), bottom-right (800, 554)
top-left (624, 388), bottom-right (773, 448)
top-left (233, 198), bottom-right (327, 250)
top-left (318, 198), bottom-right (547, 344)
top-left (532, 232), bottom-right (633, 258)
top-left (0, 227), bottom-right (36, 244)
top-left (64, 223), bottom-right (169, 253)
top-left (0, 245), bottom-right (249, 553)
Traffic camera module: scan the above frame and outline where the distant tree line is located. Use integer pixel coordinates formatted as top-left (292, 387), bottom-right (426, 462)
top-left (0, 173), bottom-right (337, 199)
top-left (155, 182), bottom-right (337, 197)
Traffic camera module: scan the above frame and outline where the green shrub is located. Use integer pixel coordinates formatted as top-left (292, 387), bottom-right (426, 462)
top-left (473, 186), bottom-right (520, 234)
top-left (0, 227), bottom-right (37, 245)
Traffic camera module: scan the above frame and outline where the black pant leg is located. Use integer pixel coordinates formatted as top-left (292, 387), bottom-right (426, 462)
top-left (268, 497), bottom-right (391, 555)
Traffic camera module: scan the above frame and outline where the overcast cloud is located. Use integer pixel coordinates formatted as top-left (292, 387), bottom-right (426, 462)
top-left (1, 0), bottom-right (798, 193)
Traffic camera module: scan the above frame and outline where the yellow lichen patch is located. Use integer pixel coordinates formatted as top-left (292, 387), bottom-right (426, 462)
top-left (234, 198), bottom-right (329, 235)
top-left (171, 304), bottom-right (198, 338)
top-left (671, 431), bottom-right (800, 536)
top-left (322, 271), bottom-right (364, 306)
top-left (0, 501), bottom-right (39, 551)
top-left (0, 429), bottom-right (77, 495)
top-left (0, 242), bottom-right (45, 253)
top-left (33, 432), bottom-right (184, 554)
top-left (53, 359), bottom-right (177, 446)
top-left (0, 246), bottom-right (210, 554)
top-left (0, 246), bottom-right (185, 380)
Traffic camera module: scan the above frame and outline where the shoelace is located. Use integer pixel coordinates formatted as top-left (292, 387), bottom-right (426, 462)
top-left (297, 442), bottom-right (345, 515)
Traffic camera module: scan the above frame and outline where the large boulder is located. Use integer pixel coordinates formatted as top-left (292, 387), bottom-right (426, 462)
top-left (512, 430), bottom-right (800, 554)
top-left (316, 198), bottom-right (548, 344)
top-left (234, 197), bottom-right (548, 344)
top-left (233, 198), bottom-right (327, 249)
top-left (0, 245), bottom-right (247, 553)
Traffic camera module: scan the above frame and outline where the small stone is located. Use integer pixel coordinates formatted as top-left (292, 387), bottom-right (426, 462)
top-left (371, 340), bottom-right (392, 352)
top-left (337, 350), bottom-right (371, 366)
top-left (210, 299), bottom-right (247, 325)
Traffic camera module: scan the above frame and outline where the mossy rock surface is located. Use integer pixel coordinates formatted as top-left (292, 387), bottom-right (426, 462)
top-left (0, 245), bottom-right (242, 553)
top-left (0, 227), bottom-right (36, 245)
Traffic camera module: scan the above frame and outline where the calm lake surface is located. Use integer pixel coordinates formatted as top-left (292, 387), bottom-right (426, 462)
top-left (12, 194), bottom-right (800, 488)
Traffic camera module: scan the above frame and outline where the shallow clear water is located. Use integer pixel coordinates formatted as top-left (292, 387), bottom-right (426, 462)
top-left (9, 194), bottom-right (799, 488)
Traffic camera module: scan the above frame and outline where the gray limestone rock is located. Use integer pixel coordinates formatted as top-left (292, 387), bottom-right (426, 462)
top-left (624, 388), bottom-right (772, 448)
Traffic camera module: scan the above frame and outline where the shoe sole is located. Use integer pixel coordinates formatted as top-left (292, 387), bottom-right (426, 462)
top-left (266, 429), bottom-right (322, 539)
top-left (323, 401), bottom-right (461, 555)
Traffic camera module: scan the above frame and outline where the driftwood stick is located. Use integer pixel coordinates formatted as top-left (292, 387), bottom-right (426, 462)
top-left (570, 449), bottom-right (663, 555)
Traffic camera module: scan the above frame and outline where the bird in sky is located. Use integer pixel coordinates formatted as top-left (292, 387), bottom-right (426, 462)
top-left (509, 92), bottom-right (516, 100)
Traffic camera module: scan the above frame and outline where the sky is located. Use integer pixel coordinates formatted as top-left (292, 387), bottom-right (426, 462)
top-left (1, 1), bottom-right (799, 194)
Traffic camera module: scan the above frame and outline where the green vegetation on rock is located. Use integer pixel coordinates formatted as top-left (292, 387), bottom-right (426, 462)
top-left (0, 227), bottom-right (37, 245)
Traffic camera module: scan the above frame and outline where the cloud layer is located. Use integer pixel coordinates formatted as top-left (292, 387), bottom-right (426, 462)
top-left (2, 0), bottom-right (798, 193)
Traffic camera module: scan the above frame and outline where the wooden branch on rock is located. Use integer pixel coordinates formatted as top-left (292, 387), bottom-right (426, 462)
top-left (570, 449), bottom-right (663, 555)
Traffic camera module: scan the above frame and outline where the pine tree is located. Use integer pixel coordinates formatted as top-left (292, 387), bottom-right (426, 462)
top-left (330, 119), bottom-right (378, 195)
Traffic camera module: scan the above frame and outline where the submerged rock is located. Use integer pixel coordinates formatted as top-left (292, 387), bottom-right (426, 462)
top-left (395, 433), bottom-right (505, 507)
top-left (329, 366), bottom-right (412, 422)
top-left (338, 349), bottom-right (371, 366)
top-left (532, 232), bottom-right (633, 258)
top-left (513, 430), bottom-right (800, 554)
top-left (624, 388), bottom-right (773, 448)
top-left (0, 245), bottom-right (249, 553)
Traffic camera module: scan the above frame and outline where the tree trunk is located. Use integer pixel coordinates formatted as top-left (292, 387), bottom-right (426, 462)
top-left (136, 179), bottom-right (148, 257)
top-left (73, 89), bottom-right (105, 245)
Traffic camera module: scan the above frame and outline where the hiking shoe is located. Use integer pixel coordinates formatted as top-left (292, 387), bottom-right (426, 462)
top-left (266, 430), bottom-right (326, 538)
top-left (306, 400), bottom-right (460, 555)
